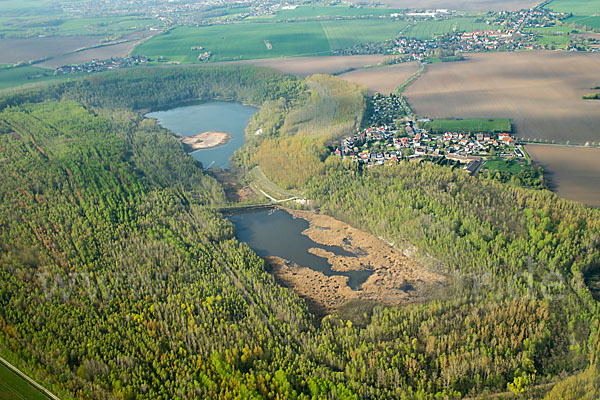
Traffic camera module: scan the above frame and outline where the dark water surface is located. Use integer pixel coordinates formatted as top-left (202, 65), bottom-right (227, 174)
top-left (146, 100), bottom-right (257, 169)
top-left (229, 209), bottom-right (373, 290)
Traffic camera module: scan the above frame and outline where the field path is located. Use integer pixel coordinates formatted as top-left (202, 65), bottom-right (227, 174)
top-left (0, 355), bottom-right (60, 400)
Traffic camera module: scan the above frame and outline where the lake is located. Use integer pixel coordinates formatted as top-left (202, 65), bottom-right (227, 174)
top-left (146, 100), bottom-right (257, 169)
top-left (229, 208), bottom-right (373, 290)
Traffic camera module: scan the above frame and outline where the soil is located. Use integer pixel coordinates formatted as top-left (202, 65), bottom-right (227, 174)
top-left (214, 55), bottom-right (390, 77)
top-left (338, 62), bottom-right (419, 94)
top-left (526, 144), bottom-right (600, 208)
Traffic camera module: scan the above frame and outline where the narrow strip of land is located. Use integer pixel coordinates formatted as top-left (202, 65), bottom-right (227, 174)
top-left (0, 355), bottom-right (60, 400)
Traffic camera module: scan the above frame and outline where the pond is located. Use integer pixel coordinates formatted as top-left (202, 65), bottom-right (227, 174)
top-left (229, 208), bottom-right (373, 290)
top-left (146, 100), bottom-right (257, 169)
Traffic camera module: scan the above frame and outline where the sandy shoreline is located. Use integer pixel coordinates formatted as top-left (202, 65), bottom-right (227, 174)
top-left (268, 209), bottom-right (446, 314)
top-left (180, 131), bottom-right (232, 151)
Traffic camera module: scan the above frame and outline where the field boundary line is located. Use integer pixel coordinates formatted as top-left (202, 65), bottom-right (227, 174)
top-left (0, 355), bottom-right (60, 400)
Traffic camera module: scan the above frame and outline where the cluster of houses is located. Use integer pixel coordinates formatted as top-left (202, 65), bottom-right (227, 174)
top-left (334, 96), bottom-right (524, 174)
top-left (491, 7), bottom-right (568, 33)
top-left (54, 55), bottom-right (149, 75)
top-left (367, 93), bottom-right (406, 126)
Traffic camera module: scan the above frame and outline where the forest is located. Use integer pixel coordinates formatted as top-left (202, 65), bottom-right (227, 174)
top-left (0, 66), bottom-right (598, 399)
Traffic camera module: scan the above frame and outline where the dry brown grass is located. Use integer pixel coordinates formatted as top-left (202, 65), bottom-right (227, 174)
top-left (526, 145), bottom-right (600, 208)
top-left (404, 51), bottom-right (600, 144)
top-left (269, 209), bottom-right (446, 314)
top-left (216, 55), bottom-right (389, 77)
top-left (338, 62), bottom-right (419, 94)
top-left (350, 0), bottom-right (540, 11)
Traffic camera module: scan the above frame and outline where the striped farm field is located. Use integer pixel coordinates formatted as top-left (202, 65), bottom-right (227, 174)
top-left (134, 19), bottom-right (408, 62)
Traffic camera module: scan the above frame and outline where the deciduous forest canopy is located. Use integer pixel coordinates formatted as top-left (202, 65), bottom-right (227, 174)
top-left (0, 66), bottom-right (599, 400)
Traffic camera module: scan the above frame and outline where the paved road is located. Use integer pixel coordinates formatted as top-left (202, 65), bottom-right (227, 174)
top-left (0, 355), bottom-right (60, 400)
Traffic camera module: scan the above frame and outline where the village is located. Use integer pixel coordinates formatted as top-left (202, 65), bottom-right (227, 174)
top-left (334, 93), bottom-right (525, 175)
top-left (54, 55), bottom-right (150, 75)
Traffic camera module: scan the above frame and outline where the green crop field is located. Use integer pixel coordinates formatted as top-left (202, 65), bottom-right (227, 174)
top-left (134, 19), bottom-right (408, 62)
top-left (0, 65), bottom-right (85, 91)
top-left (272, 5), bottom-right (405, 20)
top-left (426, 118), bottom-right (512, 133)
top-left (566, 15), bottom-right (600, 29)
top-left (0, 66), bottom-right (56, 90)
top-left (0, 361), bottom-right (49, 400)
top-left (546, 0), bottom-right (600, 15)
top-left (403, 18), bottom-right (499, 40)
top-left (525, 25), bottom-right (575, 34)
top-left (55, 17), bottom-right (160, 36)
top-left (0, 15), bottom-right (162, 38)
top-left (321, 19), bottom-right (408, 49)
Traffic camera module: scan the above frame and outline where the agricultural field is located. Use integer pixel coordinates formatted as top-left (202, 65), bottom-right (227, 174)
top-left (0, 66), bottom-right (59, 91)
top-left (270, 5), bottom-right (406, 20)
top-left (545, 0), bottom-right (600, 15)
top-left (566, 15), bottom-right (600, 30)
top-left (134, 19), bottom-right (408, 62)
top-left (350, 0), bottom-right (540, 12)
top-left (219, 55), bottom-right (390, 77)
top-left (0, 14), bottom-right (161, 38)
top-left (38, 30), bottom-right (157, 68)
top-left (404, 51), bottom-right (600, 144)
top-left (338, 62), bottom-right (419, 94)
top-left (0, 361), bottom-right (49, 400)
top-left (402, 17), bottom-right (500, 40)
top-left (526, 145), bottom-right (600, 207)
top-left (537, 33), bottom-right (570, 48)
top-left (0, 36), bottom-right (101, 64)
top-left (425, 118), bottom-right (512, 133)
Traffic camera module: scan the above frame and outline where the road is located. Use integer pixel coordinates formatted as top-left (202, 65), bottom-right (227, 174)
top-left (252, 166), bottom-right (303, 201)
top-left (0, 355), bottom-right (60, 400)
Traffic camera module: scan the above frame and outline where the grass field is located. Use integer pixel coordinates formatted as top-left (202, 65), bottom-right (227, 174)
top-left (402, 18), bottom-right (499, 40)
top-left (546, 0), bottom-right (600, 15)
top-left (482, 159), bottom-right (526, 174)
top-left (0, 66), bottom-right (57, 90)
top-left (134, 19), bottom-right (408, 62)
top-left (426, 118), bottom-right (512, 133)
top-left (0, 360), bottom-right (49, 400)
top-left (537, 34), bottom-right (570, 48)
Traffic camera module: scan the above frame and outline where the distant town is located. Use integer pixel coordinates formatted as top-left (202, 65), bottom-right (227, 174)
top-left (54, 55), bottom-right (150, 75)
